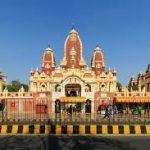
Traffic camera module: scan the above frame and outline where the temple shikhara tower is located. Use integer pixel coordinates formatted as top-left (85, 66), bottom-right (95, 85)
top-left (61, 27), bottom-right (87, 69)
top-left (1, 26), bottom-right (150, 121)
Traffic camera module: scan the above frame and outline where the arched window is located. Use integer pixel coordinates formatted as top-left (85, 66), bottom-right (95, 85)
top-left (40, 83), bottom-right (47, 92)
top-left (85, 84), bottom-right (91, 92)
top-left (55, 84), bottom-right (61, 92)
top-left (101, 83), bottom-right (106, 92)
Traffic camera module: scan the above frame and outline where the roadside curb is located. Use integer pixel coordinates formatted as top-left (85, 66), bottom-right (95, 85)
top-left (0, 124), bottom-right (150, 135)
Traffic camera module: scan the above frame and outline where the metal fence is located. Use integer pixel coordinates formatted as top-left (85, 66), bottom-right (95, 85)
top-left (0, 112), bottom-right (150, 125)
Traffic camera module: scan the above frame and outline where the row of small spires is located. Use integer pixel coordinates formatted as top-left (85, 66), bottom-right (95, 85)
top-left (30, 67), bottom-right (116, 73)
top-left (131, 64), bottom-right (150, 80)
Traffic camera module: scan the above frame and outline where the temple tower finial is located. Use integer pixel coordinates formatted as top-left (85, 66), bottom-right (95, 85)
top-left (48, 44), bottom-right (51, 48)
top-left (71, 22), bottom-right (75, 29)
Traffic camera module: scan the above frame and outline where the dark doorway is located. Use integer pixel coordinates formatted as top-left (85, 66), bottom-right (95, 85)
top-left (65, 84), bottom-right (81, 97)
top-left (55, 99), bottom-right (61, 113)
top-left (85, 99), bottom-right (91, 113)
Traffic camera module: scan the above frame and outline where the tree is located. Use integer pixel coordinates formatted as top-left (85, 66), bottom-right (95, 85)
top-left (116, 82), bottom-right (122, 92)
top-left (21, 83), bottom-right (29, 92)
top-left (7, 80), bottom-right (29, 92)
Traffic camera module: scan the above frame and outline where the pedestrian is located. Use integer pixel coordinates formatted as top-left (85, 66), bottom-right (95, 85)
top-left (103, 107), bottom-right (110, 119)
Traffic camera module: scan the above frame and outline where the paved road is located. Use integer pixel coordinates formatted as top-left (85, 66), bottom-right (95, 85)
top-left (0, 135), bottom-right (150, 150)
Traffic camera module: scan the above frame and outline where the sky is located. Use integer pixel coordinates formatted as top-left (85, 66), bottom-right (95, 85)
top-left (0, 0), bottom-right (150, 86)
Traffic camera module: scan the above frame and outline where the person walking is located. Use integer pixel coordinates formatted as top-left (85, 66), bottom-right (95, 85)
top-left (103, 107), bottom-right (110, 119)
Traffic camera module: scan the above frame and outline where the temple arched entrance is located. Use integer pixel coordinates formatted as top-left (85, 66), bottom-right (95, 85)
top-left (65, 84), bottom-right (81, 97)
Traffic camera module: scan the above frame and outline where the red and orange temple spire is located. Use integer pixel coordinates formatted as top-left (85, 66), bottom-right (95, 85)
top-left (60, 26), bottom-right (87, 69)
top-left (91, 44), bottom-right (105, 75)
top-left (42, 45), bottom-right (56, 75)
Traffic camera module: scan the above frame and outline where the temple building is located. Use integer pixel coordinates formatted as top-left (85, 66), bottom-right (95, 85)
top-left (0, 26), bottom-right (150, 121)
top-left (29, 27), bottom-right (117, 114)
top-left (129, 64), bottom-right (150, 92)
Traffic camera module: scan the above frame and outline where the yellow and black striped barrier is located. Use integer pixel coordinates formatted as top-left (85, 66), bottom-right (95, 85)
top-left (0, 124), bottom-right (150, 134)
